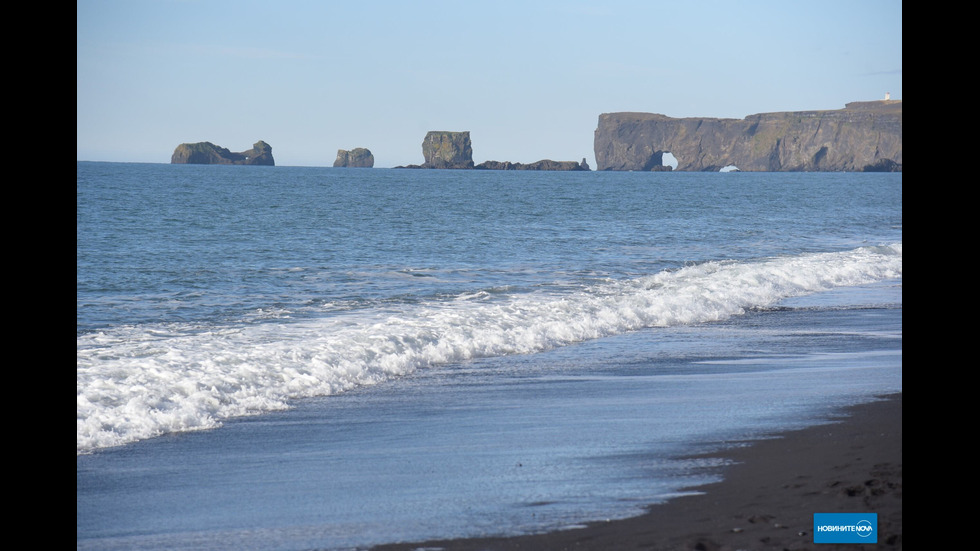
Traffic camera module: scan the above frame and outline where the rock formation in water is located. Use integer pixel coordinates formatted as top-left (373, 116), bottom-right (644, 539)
top-left (593, 100), bottom-right (902, 172)
top-left (394, 130), bottom-right (589, 171)
top-left (170, 140), bottom-right (275, 166)
top-left (333, 148), bottom-right (375, 168)
top-left (418, 131), bottom-right (475, 169)
top-left (474, 159), bottom-right (590, 171)
top-left (396, 131), bottom-right (474, 169)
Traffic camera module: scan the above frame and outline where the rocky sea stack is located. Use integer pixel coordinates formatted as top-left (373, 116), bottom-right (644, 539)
top-left (594, 100), bottom-right (902, 172)
top-left (395, 131), bottom-right (589, 171)
top-left (421, 131), bottom-right (475, 169)
top-left (334, 148), bottom-right (375, 168)
top-left (171, 141), bottom-right (275, 166)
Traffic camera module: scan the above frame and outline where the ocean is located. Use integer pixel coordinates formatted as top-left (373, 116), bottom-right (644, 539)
top-left (76, 162), bottom-right (902, 550)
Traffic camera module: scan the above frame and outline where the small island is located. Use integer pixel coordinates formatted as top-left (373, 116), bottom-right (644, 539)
top-left (475, 159), bottom-right (589, 171)
top-left (334, 148), bottom-right (375, 168)
top-left (395, 131), bottom-right (475, 169)
top-left (171, 140), bottom-right (275, 166)
top-left (395, 131), bottom-right (589, 171)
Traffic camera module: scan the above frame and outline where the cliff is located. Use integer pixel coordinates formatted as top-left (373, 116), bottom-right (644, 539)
top-left (334, 148), bottom-right (375, 168)
top-left (171, 141), bottom-right (275, 166)
top-left (593, 100), bottom-right (902, 172)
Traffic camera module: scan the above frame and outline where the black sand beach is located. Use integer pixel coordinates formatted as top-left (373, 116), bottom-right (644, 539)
top-left (372, 393), bottom-right (902, 551)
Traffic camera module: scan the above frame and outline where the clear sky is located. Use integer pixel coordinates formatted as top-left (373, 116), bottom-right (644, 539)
top-left (77, 0), bottom-right (902, 168)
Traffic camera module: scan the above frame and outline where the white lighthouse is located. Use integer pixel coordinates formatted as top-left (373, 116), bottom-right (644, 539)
top-left (885, 92), bottom-right (891, 100)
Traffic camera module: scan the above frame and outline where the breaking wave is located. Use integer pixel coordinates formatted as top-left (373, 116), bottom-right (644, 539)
top-left (77, 244), bottom-right (901, 453)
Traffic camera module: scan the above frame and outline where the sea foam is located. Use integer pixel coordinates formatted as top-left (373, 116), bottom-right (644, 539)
top-left (77, 244), bottom-right (901, 453)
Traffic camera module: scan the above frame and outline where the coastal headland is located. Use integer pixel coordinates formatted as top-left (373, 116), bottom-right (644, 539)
top-left (595, 100), bottom-right (902, 172)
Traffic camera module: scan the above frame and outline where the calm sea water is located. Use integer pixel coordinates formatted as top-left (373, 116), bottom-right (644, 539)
top-left (77, 162), bottom-right (902, 550)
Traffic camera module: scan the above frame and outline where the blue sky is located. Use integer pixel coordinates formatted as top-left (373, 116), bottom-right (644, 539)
top-left (77, 0), bottom-right (902, 168)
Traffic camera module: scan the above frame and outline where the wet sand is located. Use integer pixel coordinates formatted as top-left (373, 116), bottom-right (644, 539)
top-left (372, 393), bottom-right (901, 551)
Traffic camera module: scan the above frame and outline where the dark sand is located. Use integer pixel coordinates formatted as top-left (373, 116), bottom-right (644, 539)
top-left (372, 393), bottom-right (901, 551)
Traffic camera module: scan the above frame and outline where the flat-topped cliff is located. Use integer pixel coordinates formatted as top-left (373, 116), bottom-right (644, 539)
top-left (171, 141), bottom-right (275, 166)
top-left (594, 100), bottom-right (902, 172)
